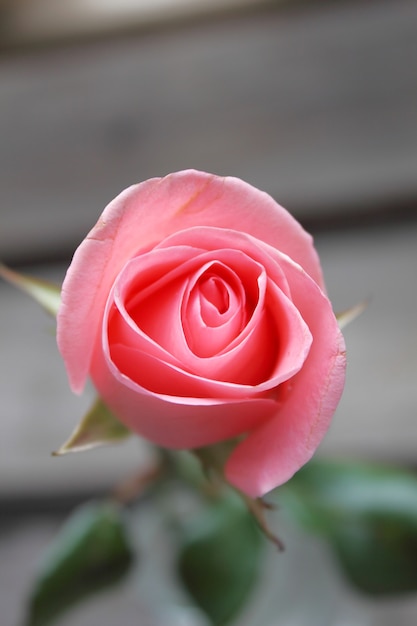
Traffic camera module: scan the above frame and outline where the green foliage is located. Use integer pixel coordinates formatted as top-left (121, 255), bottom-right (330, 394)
top-left (24, 501), bottom-right (134, 626)
top-left (281, 459), bottom-right (417, 595)
top-left (53, 396), bottom-right (131, 455)
top-left (178, 494), bottom-right (263, 626)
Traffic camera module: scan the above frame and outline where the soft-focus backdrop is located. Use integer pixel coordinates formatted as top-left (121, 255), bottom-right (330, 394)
top-left (1, 1), bottom-right (416, 624)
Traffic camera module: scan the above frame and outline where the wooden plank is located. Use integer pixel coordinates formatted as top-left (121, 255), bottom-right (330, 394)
top-left (0, 0), bottom-right (417, 263)
top-left (1, 0), bottom-right (275, 48)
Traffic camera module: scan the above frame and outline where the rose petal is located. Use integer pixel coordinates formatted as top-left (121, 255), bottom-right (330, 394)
top-left (115, 247), bottom-right (263, 373)
top-left (91, 334), bottom-right (278, 448)
top-left (107, 305), bottom-right (306, 399)
top-left (181, 262), bottom-right (246, 357)
top-left (57, 171), bottom-right (323, 392)
top-left (107, 244), bottom-right (311, 391)
top-left (155, 226), bottom-right (292, 300)
top-left (224, 258), bottom-right (346, 497)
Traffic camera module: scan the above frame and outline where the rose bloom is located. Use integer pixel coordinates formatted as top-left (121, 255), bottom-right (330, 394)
top-left (57, 170), bottom-right (345, 497)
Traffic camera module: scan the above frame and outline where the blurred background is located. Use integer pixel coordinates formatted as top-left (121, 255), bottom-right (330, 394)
top-left (0, 0), bottom-right (416, 624)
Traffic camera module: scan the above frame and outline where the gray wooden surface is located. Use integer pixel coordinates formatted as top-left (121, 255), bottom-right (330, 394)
top-left (1, 0), bottom-right (416, 496)
top-left (1, 3), bottom-right (417, 624)
top-left (1, 0), bottom-right (269, 46)
top-left (1, 0), bottom-right (417, 264)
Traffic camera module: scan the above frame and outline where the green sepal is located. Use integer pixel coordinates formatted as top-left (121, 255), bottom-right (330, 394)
top-left (24, 501), bottom-right (134, 626)
top-left (191, 443), bottom-right (283, 548)
top-left (335, 300), bottom-right (367, 329)
top-left (178, 492), bottom-right (263, 625)
top-left (53, 397), bottom-right (131, 456)
top-left (0, 263), bottom-right (61, 317)
top-left (280, 459), bottom-right (417, 595)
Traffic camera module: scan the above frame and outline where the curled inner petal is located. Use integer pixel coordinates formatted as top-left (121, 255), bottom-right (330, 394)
top-left (104, 237), bottom-right (313, 396)
top-left (200, 275), bottom-right (229, 317)
top-left (182, 262), bottom-right (247, 358)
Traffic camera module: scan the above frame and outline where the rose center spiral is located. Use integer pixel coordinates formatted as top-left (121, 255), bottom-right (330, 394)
top-left (199, 275), bottom-right (230, 320)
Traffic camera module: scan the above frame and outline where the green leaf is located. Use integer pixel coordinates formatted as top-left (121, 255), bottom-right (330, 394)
top-left (24, 501), bottom-right (134, 626)
top-left (53, 397), bottom-right (131, 455)
top-left (0, 263), bottom-right (61, 317)
top-left (281, 459), bottom-right (417, 595)
top-left (178, 494), bottom-right (263, 625)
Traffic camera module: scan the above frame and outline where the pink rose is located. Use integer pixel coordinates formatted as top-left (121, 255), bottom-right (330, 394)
top-left (57, 170), bottom-right (345, 497)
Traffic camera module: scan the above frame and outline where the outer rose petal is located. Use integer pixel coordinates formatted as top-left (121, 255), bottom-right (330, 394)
top-left (90, 330), bottom-right (278, 448)
top-left (57, 170), bottom-right (324, 393)
top-left (224, 259), bottom-right (346, 497)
